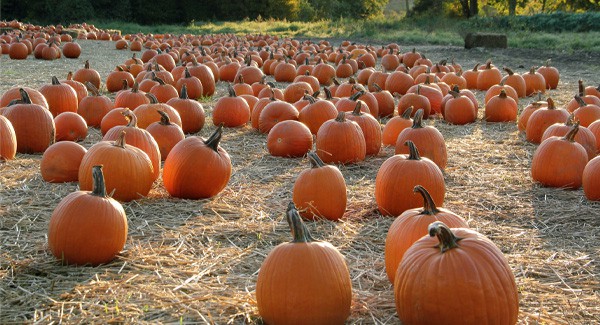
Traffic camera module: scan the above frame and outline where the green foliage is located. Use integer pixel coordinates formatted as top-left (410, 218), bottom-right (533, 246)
top-left (461, 12), bottom-right (600, 32)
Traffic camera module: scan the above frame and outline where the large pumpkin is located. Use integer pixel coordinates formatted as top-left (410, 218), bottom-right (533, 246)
top-left (266, 120), bottom-right (312, 158)
top-left (163, 125), bottom-right (232, 199)
top-left (315, 111), bottom-right (366, 164)
top-left (39, 76), bottom-right (79, 117)
top-left (583, 156), bottom-right (600, 201)
top-left (48, 165), bottom-right (128, 266)
top-left (256, 202), bottom-right (352, 325)
top-left (376, 141), bottom-right (445, 216)
top-left (394, 221), bottom-right (519, 324)
top-left (40, 141), bottom-right (87, 182)
top-left (384, 185), bottom-right (468, 283)
top-left (212, 85), bottom-right (251, 127)
top-left (166, 84), bottom-right (206, 134)
top-left (0, 115), bottom-right (17, 160)
top-left (395, 109), bottom-right (447, 170)
top-left (292, 152), bottom-right (347, 221)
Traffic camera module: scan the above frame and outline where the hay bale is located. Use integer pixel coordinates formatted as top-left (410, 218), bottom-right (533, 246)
top-left (464, 32), bottom-right (507, 49)
top-left (61, 28), bottom-right (85, 38)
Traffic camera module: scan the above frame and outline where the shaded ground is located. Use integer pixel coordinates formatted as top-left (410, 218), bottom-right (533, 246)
top-left (1, 39), bottom-right (599, 323)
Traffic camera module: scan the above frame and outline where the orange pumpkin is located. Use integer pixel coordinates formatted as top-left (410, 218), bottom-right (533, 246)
top-left (72, 60), bottom-right (102, 90)
top-left (54, 111), bottom-right (88, 142)
top-left (166, 84), bottom-right (205, 134)
top-left (146, 110), bottom-right (185, 159)
top-left (39, 76), bottom-right (78, 117)
top-left (266, 120), bottom-right (313, 157)
top-left (40, 141), bottom-right (87, 182)
top-left (212, 85), bottom-right (251, 128)
top-left (583, 156), bottom-right (600, 201)
top-left (0, 115), bottom-right (17, 160)
top-left (316, 111), bottom-right (366, 164)
top-left (396, 109), bottom-right (447, 170)
top-left (485, 89), bottom-right (518, 122)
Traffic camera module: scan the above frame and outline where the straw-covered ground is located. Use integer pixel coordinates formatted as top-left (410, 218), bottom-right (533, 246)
top-left (1, 39), bottom-right (599, 324)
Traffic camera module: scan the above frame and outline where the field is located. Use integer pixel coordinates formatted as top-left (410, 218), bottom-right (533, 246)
top-left (1, 38), bottom-right (600, 323)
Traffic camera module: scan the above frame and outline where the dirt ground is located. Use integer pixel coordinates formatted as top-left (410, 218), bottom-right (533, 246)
top-left (1, 39), bottom-right (599, 324)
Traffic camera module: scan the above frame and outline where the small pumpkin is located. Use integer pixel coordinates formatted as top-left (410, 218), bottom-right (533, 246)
top-left (266, 120), bottom-right (312, 158)
top-left (0, 115), bottom-right (17, 160)
top-left (316, 111), bottom-right (366, 164)
top-left (382, 107), bottom-right (413, 146)
top-left (212, 85), bottom-right (251, 128)
top-left (40, 141), bottom-right (87, 182)
top-left (54, 112), bottom-right (88, 142)
top-left (146, 110), bottom-right (185, 159)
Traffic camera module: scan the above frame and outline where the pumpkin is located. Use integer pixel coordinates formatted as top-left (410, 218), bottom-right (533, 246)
top-left (284, 81), bottom-right (313, 104)
top-left (103, 110), bottom-right (162, 180)
top-left (274, 58), bottom-right (298, 82)
top-left (382, 107), bottom-right (413, 146)
top-left (440, 85), bottom-right (478, 117)
top-left (235, 55), bottom-right (265, 85)
top-left (39, 76), bottom-right (79, 117)
top-left (259, 100), bottom-right (299, 134)
top-left (384, 185), bottom-right (468, 283)
top-left (501, 67), bottom-right (527, 98)
top-left (54, 112), bottom-right (88, 142)
top-left (3, 88), bottom-right (55, 154)
top-left (485, 89), bottom-right (518, 122)
top-left (213, 85), bottom-right (251, 128)
top-left (335, 90), bottom-right (370, 114)
top-left (63, 72), bottom-right (88, 104)
top-left (407, 78), bottom-right (443, 115)
top-left (402, 48), bottom-right (421, 68)
top-left (444, 91), bottom-right (477, 125)
top-left (394, 221), bottom-right (519, 324)
top-left (163, 125), bottom-right (232, 199)
top-left (267, 120), bottom-right (313, 158)
top-left (113, 81), bottom-right (149, 110)
top-left (166, 84), bottom-right (206, 134)
top-left (541, 116), bottom-right (597, 161)
top-left (583, 156), bottom-right (600, 200)
top-left (346, 101), bottom-right (382, 156)
top-left (298, 95), bottom-right (338, 135)
top-left (531, 123), bottom-right (588, 189)
top-left (48, 165), bottom-right (128, 265)
top-left (312, 60), bottom-right (336, 85)
top-left (523, 66), bottom-right (547, 96)
top-left (567, 80), bottom-right (600, 112)
top-left (149, 77), bottom-right (179, 103)
top-left (381, 48), bottom-right (400, 71)
top-left (440, 70), bottom-right (467, 90)
top-left (351, 86), bottom-right (379, 117)
top-left (106, 66), bottom-right (135, 93)
top-left (572, 95), bottom-right (600, 127)
top-left (146, 110), bottom-right (185, 159)
top-left (100, 108), bottom-right (130, 135)
top-left (176, 67), bottom-right (203, 100)
top-left (40, 141), bottom-right (87, 182)
top-left (256, 202), bottom-right (352, 325)
top-left (476, 60), bottom-right (502, 91)
top-left (367, 71), bottom-right (389, 92)
top-left (0, 115), bottom-right (17, 160)
top-left (8, 38), bottom-right (28, 59)
top-left (72, 60), bottom-right (102, 90)
top-left (376, 141), bottom-right (445, 216)
top-left (536, 59), bottom-right (560, 90)
top-left (0, 86), bottom-right (49, 109)
top-left (372, 83), bottom-right (395, 118)
top-left (462, 63), bottom-right (480, 89)
top-left (132, 93), bottom-right (182, 129)
top-left (588, 120), bottom-right (600, 153)
top-left (79, 131), bottom-right (154, 202)
top-left (526, 97), bottom-right (569, 144)
top-left (397, 86), bottom-right (431, 119)
top-left (316, 111), bottom-right (366, 164)
top-left (518, 93), bottom-right (546, 132)
top-left (484, 83), bottom-right (518, 105)
top-left (396, 109), bottom-right (447, 170)
top-left (62, 40), bottom-right (81, 58)
top-left (186, 56), bottom-right (216, 96)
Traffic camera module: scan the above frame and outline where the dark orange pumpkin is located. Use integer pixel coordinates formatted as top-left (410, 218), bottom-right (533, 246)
top-left (40, 141), bottom-right (87, 182)
top-left (146, 110), bottom-right (185, 159)
top-left (485, 89), bottom-right (518, 122)
top-left (316, 111), bottom-right (366, 164)
top-left (39, 76), bottom-right (79, 117)
top-left (583, 156), bottom-right (600, 201)
top-left (346, 101), bottom-right (382, 156)
top-left (258, 100), bottom-right (299, 134)
top-left (212, 85), bottom-right (251, 127)
top-left (166, 84), bottom-right (205, 134)
top-left (526, 97), bottom-right (569, 144)
top-left (72, 60), bottom-right (102, 90)
top-left (396, 109), bottom-right (447, 170)
top-left (54, 111), bottom-right (88, 142)
top-left (266, 120), bottom-right (313, 157)
top-left (444, 91), bottom-right (477, 125)
top-left (536, 59), bottom-right (560, 90)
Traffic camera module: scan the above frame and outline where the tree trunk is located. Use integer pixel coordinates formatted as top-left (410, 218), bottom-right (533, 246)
top-left (469, 0), bottom-right (478, 16)
top-left (460, 0), bottom-right (470, 17)
top-left (508, 0), bottom-right (516, 15)
top-left (541, 0), bottom-right (547, 12)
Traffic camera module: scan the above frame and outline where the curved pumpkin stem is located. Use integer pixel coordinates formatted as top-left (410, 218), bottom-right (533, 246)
top-left (51, 76), bottom-right (61, 85)
top-left (564, 122), bottom-right (580, 142)
top-left (91, 165), bottom-right (108, 197)
top-left (286, 202), bottom-right (315, 243)
top-left (307, 151), bottom-right (326, 168)
top-left (85, 81), bottom-right (100, 96)
top-left (414, 185), bottom-right (440, 215)
top-left (335, 111), bottom-right (347, 122)
top-left (578, 80), bottom-right (585, 96)
top-left (574, 95), bottom-right (587, 108)
top-left (180, 84), bottom-right (189, 99)
top-left (547, 98), bottom-right (557, 110)
top-left (405, 141), bottom-right (421, 160)
top-left (157, 110), bottom-right (171, 125)
top-left (18, 88), bottom-right (33, 104)
top-left (351, 101), bottom-right (363, 116)
top-left (146, 92), bottom-right (159, 104)
top-left (498, 89), bottom-right (507, 99)
top-left (401, 106), bottom-right (413, 119)
top-left (122, 109), bottom-right (137, 127)
top-left (429, 221), bottom-right (463, 253)
top-left (205, 124), bottom-right (224, 152)
top-left (471, 63), bottom-right (480, 71)
top-left (323, 87), bottom-right (334, 100)
top-left (411, 109), bottom-right (425, 129)
top-left (349, 89), bottom-right (364, 102)
top-left (227, 84), bottom-right (237, 97)
top-left (184, 67), bottom-right (192, 79)
top-left (114, 130), bottom-right (128, 148)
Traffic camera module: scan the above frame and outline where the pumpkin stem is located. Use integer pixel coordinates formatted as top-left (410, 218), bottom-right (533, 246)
top-left (67, 71), bottom-right (74, 81)
top-left (471, 63), bottom-right (480, 72)
top-left (578, 80), bottom-right (585, 96)
top-left (405, 141), bottom-right (421, 160)
top-left (411, 109), bottom-right (424, 129)
top-left (122, 109), bottom-right (137, 127)
top-left (349, 89), bottom-right (364, 101)
top-left (204, 124), bottom-right (224, 152)
top-left (51, 76), bottom-right (60, 85)
top-left (565, 113), bottom-right (575, 126)
top-left (157, 110), bottom-right (171, 125)
top-left (18, 88), bottom-right (32, 104)
top-left (85, 81), bottom-right (100, 96)
top-left (335, 111), bottom-right (347, 122)
top-left (498, 89), bottom-right (507, 99)
top-left (373, 83), bottom-right (383, 92)
top-left (574, 94), bottom-right (587, 108)
top-left (146, 92), bottom-right (159, 104)
top-left (414, 185), bottom-right (440, 215)
top-left (180, 84), bottom-right (189, 99)
top-left (547, 97), bottom-right (557, 110)
top-left (286, 202), bottom-right (315, 243)
top-left (429, 221), bottom-right (463, 253)
top-left (120, 79), bottom-right (129, 91)
top-left (307, 151), bottom-right (326, 168)
top-left (184, 67), bottom-right (192, 79)
top-left (154, 76), bottom-right (166, 85)
top-left (351, 101), bottom-right (363, 116)
top-left (84, 60), bottom-right (90, 69)
top-left (323, 87), bottom-right (334, 100)
top-left (91, 165), bottom-right (108, 197)
top-left (227, 84), bottom-right (237, 97)
top-left (563, 122), bottom-right (580, 142)
top-left (503, 67), bottom-right (514, 76)
top-left (114, 130), bottom-right (128, 148)
top-left (401, 106), bottom-right (413, 119)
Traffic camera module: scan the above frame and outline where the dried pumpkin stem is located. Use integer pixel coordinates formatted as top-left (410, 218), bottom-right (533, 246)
top-left (351, 101), bottom-right (363, 116)
top-left (405, 141), bottom-right (421, 160)
top-left (429, 221), bottom-right (463, 253)
top-left (51, 76), bottom-right (60, 85)
top-left (205, 124), bottom-right (224, 151)
top-left (114, 130), bottom-right (127, 148)
top-left (335, 111), bottom-right (347, 122)
top-left (401, 106), bottom-right (413, 119)
top-left (411, 109), bottom-right (425, 129)
top-left (157, 110), bottom-right (171, 125)
top-left (180, 84), bottom-right (189, 99)
top-left (286, 202), bottom-right (315, 243)
top-left (307, 151), bottom-right (326, 168)
top-left (414, 185), bottom-right (440, 215)
top-left (91, 165), bottom-right (108, 197)
top-left (19, 88), bottom-right (32, 104)
top-left (564, 122), bottom-right (580, 142)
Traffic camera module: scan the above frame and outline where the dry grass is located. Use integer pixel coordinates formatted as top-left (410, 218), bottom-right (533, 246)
top-left (1, 40), bottom-right (600, 324)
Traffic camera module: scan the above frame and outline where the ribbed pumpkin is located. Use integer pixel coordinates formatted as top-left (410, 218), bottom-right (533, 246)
top-left (149, 77), bottom-right (179, 103)
top-left (267, 120), bottom-right (313, 158)
top-left (572, 95), bottom-right (600, 127)
top-left (485, 89), bottom-right (518, 122)
top-left (396, 109), bottom-right (447, 170)
top-left (537, 60), bottom-right (560, 90)
top-left (166, 84), bottom-right (205, 134)
top-left (523, 66), bottom-right (547, 96)
top-left (63, 72), bottom-right (88, 104)
top-left (382, 108), bottom-right (413, 146)
top-left (541, 117), bottom-right (597, 161)
top-left (292, 152), bottom-right (347, 221)
top-left (376, 141), bottom-right (445, 216)
top-left (77, 82), bottom-right (113, 127)
top-left (133, 93), bottom-right (182, 129)
top-left (440, 86), bottom-right (478, 117)
top-left (476, 60), bottom-right (502, 91)
top-left (397, 86), bottom-right (431, 119)
top-left (79, 131), bottom-right (154, 202)
top-left (501, 67), bottom-right (527, 98)
top-left (259, 100), bottom-right (299, 134)
top-left (589, 120), bottom-right (600, 153)
top-left (103, 110), bottom-right (161, 180)
top-left (394, 221), bottom-right (519, 325)
top-left (0, 86), bottom-right (49, 109)
top-left (463, 63), bottom-right (480, 89)
top-left (146, 110), bottom-right (185, 159)
top-left (72, 60), bottom-right (102, 90)
top-left (385, 185), bottom-right (468, 283)
top-left (297, 95), bottom-right (337, 135)
top-left (531, 124), bottom-right (588, 189)
top-left (518, 94), bottom-right (546, 132)
top-left (100, 108), bottom-right (130, 136)
top-left (186, 56), bottom-right (216, 97)
top-left (0, 115), bottom-right (17, 160)
top-left (114, 81), bottom-right (149, 110)
top-left (484, 83), bottom-right (518, 105)
top-left (346, 102), bottom-right (382, 156)
top-left (106, 66), bottom-right (135, 93)
top-left (583, 156), bottom-right (600, 201)
top-left (40, 141), bottom-right (87, 182)
top-left (372, 83), bottom-right (396, 118)
top-left (176, 68), bottom-right (203, 100)
top-left (312, 60), bottom-right (336, 85)
top-left (3, 89), bottom-right (55, 154)
top-left (49, 165), bottom-right (128, 265)
top-left (567, 80), bottom-right (600, 112)
top-left (526, 97), bottom-right (570, 144)
top-left (444, 91), bottom-right (477, 125)
top-left (54, 111), bottom-right (88, 142)
top-left (284, 81), bottom-right (313, 104)
top-left (316, 111), bottom-right (366, 164)
top-left (163, 125), bottom-right (232, 199)
top-left (212, 85), bottom-right (251, 127)
top-left (256, 202), bottom-right (352, 325)
top-left (39, 76), bottom-right (78, 117)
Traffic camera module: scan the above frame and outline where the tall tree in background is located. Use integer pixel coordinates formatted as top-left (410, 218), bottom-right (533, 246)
top-left (459, 0), bottom-right (478, 17)
top-left (509, 0), bottom-right (516, 15)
